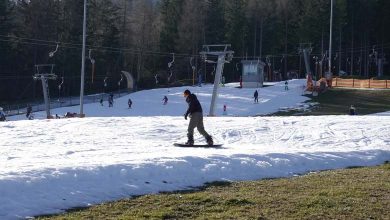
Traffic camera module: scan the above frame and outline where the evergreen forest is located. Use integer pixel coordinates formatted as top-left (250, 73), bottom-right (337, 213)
top-left (0, 0), bottom-right (389, 103)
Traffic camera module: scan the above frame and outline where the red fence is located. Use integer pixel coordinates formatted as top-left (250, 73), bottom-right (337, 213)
top-left (332, 78), bottom-right (390, 89)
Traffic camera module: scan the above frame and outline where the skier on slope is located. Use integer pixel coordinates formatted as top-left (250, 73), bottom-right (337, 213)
top-left (108, 93), bottom-right (114, 107)
top-left (0, 107), bottom-right (6, 121)
top-left (183, 89), bottom-right (213, 146)
top-left (26, 105), bottom-right (33, 119)
top-left (128, 98), bottom-right (133, 108)
top-left (254, 90), bottom-right (259, 103)
top-left (162, 96), bottom-right (168, 105)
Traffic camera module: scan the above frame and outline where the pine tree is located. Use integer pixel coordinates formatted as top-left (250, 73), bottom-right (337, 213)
top-left (0, 0), bottom-right (15, 68)
top-left (128, 0), bottom-right (160, 81)
top-left (159, 0), bottom-right (183, 53)
top-left (176, 0), bottom-right (206, 54)
top-left (224, 0), bottom-right (248, 56)
top-left (204, 0), bottom-right (226, 45)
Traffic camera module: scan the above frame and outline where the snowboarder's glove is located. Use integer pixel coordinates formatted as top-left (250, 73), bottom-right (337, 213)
top-left (184, 114), bottom-right (188, 120)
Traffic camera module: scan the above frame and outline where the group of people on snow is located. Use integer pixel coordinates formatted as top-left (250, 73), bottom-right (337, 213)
top-left (98, 95), bottom-right (167, 109)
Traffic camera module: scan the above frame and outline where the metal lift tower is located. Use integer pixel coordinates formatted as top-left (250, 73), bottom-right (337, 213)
top-left (200, 44), bottom-right (234, 116)
top-left (33, 64), bottom-right (57, 119)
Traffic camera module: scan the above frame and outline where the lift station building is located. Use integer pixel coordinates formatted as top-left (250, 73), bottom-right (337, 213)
top-left (241, 60), bottom-right (265, 88)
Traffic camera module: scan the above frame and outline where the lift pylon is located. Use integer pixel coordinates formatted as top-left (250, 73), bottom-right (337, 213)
top-left (33, 64), bottom-right (57, 119)
top-left (200, 44), bottom-right (234, 116)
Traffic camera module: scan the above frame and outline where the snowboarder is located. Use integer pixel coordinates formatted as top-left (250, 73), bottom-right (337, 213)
top-left (254, 90), bottom-right (259, 103)
top-left (349, 105), bottom-right (356, 115)
top-left (0, 107), bottom-right (6, 121)
top-left (183, 89), bottom-right (213, 146)
top-left (100, 98), bottom-right (104, 106)
top-left (223, 104), bottom-right (227, 115)
top-left (162, 96), bottom-right (168, 105)
top-left (26, 105), bottom-right (33, 119)
top-left (285, 80), bottom-right (289, 90)
top-left (128, 98), bottom-right (133, 108)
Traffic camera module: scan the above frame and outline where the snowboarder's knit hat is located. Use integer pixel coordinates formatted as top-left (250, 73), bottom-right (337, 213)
top-left (184, 89), bottom-right (191, 95)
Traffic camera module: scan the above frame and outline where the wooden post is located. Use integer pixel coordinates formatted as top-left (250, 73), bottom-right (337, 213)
top-left (368, 78), bottom-right (370, 88)
top-left (352, 78), bottom-right (355, 87)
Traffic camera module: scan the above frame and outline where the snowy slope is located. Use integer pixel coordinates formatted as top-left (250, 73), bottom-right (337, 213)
top-left (1, 79), bottom-right (389, 219)
top-left (10, 79), bottom-right (310, 119)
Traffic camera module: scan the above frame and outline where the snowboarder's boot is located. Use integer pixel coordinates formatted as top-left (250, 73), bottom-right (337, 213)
top-left (206, 136), bottom-right (213, 146)
top-left (185, 135), bottom-right (194, 146)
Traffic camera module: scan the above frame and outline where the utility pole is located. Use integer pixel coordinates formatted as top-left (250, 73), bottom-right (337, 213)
top-left (200, 45), bottom-right (234, 116)
top-left (299, 43), bottom-right (313, 77)
top-left (338, 25), bottom-right (342, 75)
top-left (328, 0), bottom-right (334, 82)
top-left (79, 0), bottom-right (87, 116)
top-left (350, 10), bottom-right (354, 75)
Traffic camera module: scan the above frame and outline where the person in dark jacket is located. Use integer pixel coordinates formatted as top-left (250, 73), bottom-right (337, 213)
top-left (26, 105), bottom-right (32, 119)
top-left (162, 96), bottom-right (168, 105)
top-left (0, 107), bottom-right (6, 121)
top-left (128, 98), bottom-right (133, 108)
top-left (183, 89), bottom-right (213, 146)
top-left (108, 93), bottom-right (114, 107)
top-left (254, 90), bottom-right (259, 103)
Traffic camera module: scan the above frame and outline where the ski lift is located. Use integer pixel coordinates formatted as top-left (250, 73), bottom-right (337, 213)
top-left (211, 65), bottom-right (216, 76)
top-left (154, 74), bottom-right (159, 85)
top-left (118, 74), bottom-right (123, 86)
top-left (201, 53), bottom-right (207, 62)
top-left (313, 56), bottom-right (319, 64)
top-left (58, 76), bottom-right (64, 102)
top-left (167, 53), bottom-right (175, 85)
top-left (168, 71), bottom-right (172, 83)
top-left (280, 55), bottom-right (285, 63)
top-left (190, 57), bottom-right (196, 71)
top-left (58, 76), bottom-right (64, 90)
top-left (168, 53), bottom-right (175, 69)
top-left (333, 52), bottom-right (338, 61)
top-left (49, 43), bottom-right (59, 58)
top-left (190, 57), bottom-right (197, 86)
top-left (118, 74), bottom-right (123, 94)
top-left (103, 76), bottom-right (108, 93)
top-left (266, 56), bottom-right (271, 66)
top-left (321, 53), bottom-right (327, 62)
top-left (89, 49), bottom-right (96, 83)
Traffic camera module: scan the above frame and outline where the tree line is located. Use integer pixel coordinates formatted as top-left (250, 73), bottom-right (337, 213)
top-left (0, 0), bottom-right (389, 103)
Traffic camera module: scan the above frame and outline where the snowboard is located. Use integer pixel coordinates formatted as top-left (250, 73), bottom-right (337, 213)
top-left (174, 143), bottom-right (223, 148)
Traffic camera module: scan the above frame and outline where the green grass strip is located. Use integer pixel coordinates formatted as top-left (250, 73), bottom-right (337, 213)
top-left (39, 163), bottom-right (390, 220)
